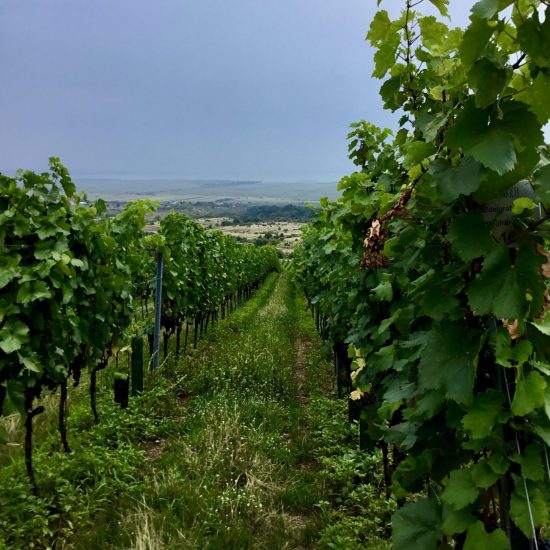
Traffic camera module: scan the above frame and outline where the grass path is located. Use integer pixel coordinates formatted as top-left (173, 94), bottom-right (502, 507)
top-left (78, 271), bottom-right (330, 549)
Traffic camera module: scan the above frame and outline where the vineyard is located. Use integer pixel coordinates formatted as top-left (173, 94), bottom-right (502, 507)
top-left (0, 160), bottom-right (279, 492)
top-left (2, 0), bottom-right (550, 549)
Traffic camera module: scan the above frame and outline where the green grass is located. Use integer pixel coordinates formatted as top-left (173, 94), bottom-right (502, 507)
top-left (0, 271), bottom-right (395, 549)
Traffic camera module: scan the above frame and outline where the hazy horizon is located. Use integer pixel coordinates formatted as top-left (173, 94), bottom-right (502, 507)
top-left (1, 165), bottom-right (347, 184)
top-left (73, 175), bottom-right (340, 203)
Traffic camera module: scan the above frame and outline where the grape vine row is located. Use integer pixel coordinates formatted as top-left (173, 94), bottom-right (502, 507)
top-left (294, 1), bottom-right (550, 548)
top-left (0, 160), bottom-right (279, 492)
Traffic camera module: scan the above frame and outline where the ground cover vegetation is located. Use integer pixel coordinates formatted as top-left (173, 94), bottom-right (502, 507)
top-left (0, 267), bottom-right (394, 548)
top-left (294, 1), bottom-right (550, 548)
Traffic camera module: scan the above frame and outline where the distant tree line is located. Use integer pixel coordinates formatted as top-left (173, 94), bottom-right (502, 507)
top-left (234, 204), bottom-right (316, 223)
top-left (106, 200), bottom-right (318, 224)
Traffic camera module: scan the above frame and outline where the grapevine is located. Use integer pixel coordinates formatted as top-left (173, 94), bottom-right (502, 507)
top-left (294, 1), bottom-right (550, 547)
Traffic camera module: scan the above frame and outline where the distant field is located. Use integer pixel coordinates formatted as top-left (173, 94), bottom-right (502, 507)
top-left (204, 219), bottom-right (303, 255)
top-left (86, 178), bottom-right (324, 254)
top-left (76, 177), bottom-right (339, 203)
top-left (146, 218), bottom-right (303, 255)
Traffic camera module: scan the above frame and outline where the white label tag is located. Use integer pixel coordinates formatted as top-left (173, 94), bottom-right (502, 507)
top-left (482, 180), bottom-right (541, 245)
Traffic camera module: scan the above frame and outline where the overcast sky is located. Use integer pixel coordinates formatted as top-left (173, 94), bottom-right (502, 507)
top-left (1, 1), bottom-right (473, 181)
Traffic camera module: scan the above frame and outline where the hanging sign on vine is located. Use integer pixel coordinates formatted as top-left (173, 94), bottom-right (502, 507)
top-left (483, 180), bottom-right (542, 245)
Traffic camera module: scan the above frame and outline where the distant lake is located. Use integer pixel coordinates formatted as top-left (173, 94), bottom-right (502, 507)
top-left (75, 177), bottom-right (340, 203)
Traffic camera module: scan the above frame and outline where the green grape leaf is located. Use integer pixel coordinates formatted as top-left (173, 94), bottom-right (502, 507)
top-left (517, 16), bottom-right (550, 69)
top-left (495, 336), bottom-right (533, 369)
top-left (49, 157), bottom-right (76, 196)
top-left (384, 376), bottom-right (417, 404)
top-left (37, 225), bottom-right (61, 240)
top-left (429, 157), bottom-right (486, 202)
top-left (517, 72), bottom-right (550, 124)
top-left (421, 284), bottom-right (461, 321)
top-left (17, 353), bottom-right (42, 374)
top-left (393, 498), bottom-right (442, 550)
top-left (367, 10), bottom-right (392, 44)
top-left (418, 322), bottom-right (480, 405)
top-left (372, 344), bottom-right (396, 373)
top-left (480, 276), bottom-right (519, 318)
top-left (511, 371), bottom-right (546, 416)
top-left (531, 361), bottom-right (550, 376)
top-left (468, 127), bottom-right (516, 175)
top-left (373, 33), bottom-right (400, 78)
top-left (511, 197), bottom-right (536, 215)
top-left (415, 110), bottom-right (449, 142)
top-left (445, 100), bottom-right (489, 150)
top-left (445, 100), bottom-right (517, 173)
top-left (488, 452), bottom-right (509, 475)
top-left (0, 319), bottom-right (30, 354)
top-left (386, 420), bottom-right (420, 450)
top-left (533, 425), bottom-right (550, 447)
top-left (498, 100), bottom-right (544, 149)
top-left (0, 256), bottom-right (21, 290)
top-left (371, 279), bottom-right (393, 302)
top-left (0, 206), bottom-right (15, 224)
top-left (70, 258), bottom-right (85, 268)
top-left (460, 16), bottom-right (494, 67)
top-left (468, 245), bottom-right (544, 319)
top-left (419, 16), bottom-right (455, 53)
top-left (471, 460), bottom-right (500, 488)
top-left (16, 284), bottom-right (32, 307)
top-left (30, 280), bottom-right (52, 302)
top-left (533, 164), bottom-right (550, 206)
top-left (515, 246), bottom-right (546, 315)
top-left (516, 444), bottom-right (545, 481)
top-left (468, 57), bottom-right (508, 107)
top-left (380, 75), bottom-right (405, 111)
top-left (447, 211), bottom-right (494, 261)
top-left (403, 141), bottom-right (436, 170)
top-left (510, 486), bottom-right (548, 538)
top-left (442, 469), bottom-right (479, 509)
top-left (464, 522), bottom-right (510, 550)
top-left (471, 0), bottom-right (499, 19)
top-left (462, 389), bottom-right (506, 439)
top-left (427, 0), bottom-right (449, 17)
top-left (405, 391), bottom-right (445, 420)
top-left (442, 503), bottom-right (475, 536)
